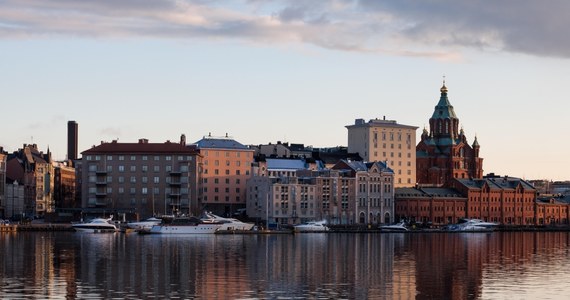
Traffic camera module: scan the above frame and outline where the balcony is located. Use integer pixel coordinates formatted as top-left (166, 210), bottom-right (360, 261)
top-left (169, 170), bottom-right (182, 176)
top-left (169, 181), bottom-right (182, 186)
top-left (95, 181), bottom-right (107, 186)
top-left (95, 192), bottom-right (107, 197)
top-left (95, 169), bottom-right (108, 175)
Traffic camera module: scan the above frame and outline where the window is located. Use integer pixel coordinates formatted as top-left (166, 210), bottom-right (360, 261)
top-left (154, 177), bottom-right (160, 184)
top-left (236, 170), bottom-right (241, 175)
top-left (142, 187), bottom-right (148, 195)
top-left (106, 165), bottom-right (113, 172)
top-left (130, 166), bottom-right (136, 172)
top-left (130, 176), bottom-right (136, 183)
top-left (225, 170), bottom-right (230, 175)
top-left (142, 177), bottom-right (148, 183)
top-left (119, 156), bottom-right (124, 161)
top-left (106, 155), bottom-right (113, 161)
top-left (166, 156), bottom-right (172, 161)
top-left (119, 165), bottom-right (125, 172)
top-left (154, 166), bottom-right (160, 172)
top-left (118, 176), bottom-right (125, 183)
top-left (130, 155), bottom-right (136, 161)
top-left (154, 156), bottom-right (160, 161)
top-left (142, 165), bottom-right (148, 172)
top-left (142, 156), bottom-right (148, 161)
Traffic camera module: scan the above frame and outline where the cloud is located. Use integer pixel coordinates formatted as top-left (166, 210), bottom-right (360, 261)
top-left (98, 127), bottom-right (122, 138)
top-left (0, 0), bottom-right (569, 58)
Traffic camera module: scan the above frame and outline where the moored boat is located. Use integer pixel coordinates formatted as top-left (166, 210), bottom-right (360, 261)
top-left (72, 217), bottom-right (117, 233)
top-left (444, 219), bottom-right (498, 232)
top-left (200, 212), bottom-right (255, 231)
top-left (294, 220), bottom-right (329, 232)
top-left (149, 216), bottom-right (221, 234)
top-left (379, 221), bottom-right (409, 232)
top-left (126, 217), bottom-right (162, 231)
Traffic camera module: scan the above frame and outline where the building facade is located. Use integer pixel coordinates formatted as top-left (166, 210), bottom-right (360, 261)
top-left (247, 159), bottom-right (395, 226)
top-left (346, 118), bottom-right (418, 187)
top-left (5, 144), bottom-right (54, 218)
top-left (395, 187), bottom-right (468, 225)
top-left (194, 134), bottom-right (255, 217)
top-left (80, 137), bottom-right (199, 218)
top-left (0, 148), bottom-right (6, 218)
top-left (416, 83), bottom-right (483, 186)
top-left (53, 161), bottom-right (77, 209)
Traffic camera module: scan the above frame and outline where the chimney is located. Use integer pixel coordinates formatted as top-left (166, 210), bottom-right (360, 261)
top-left (67, 120), bottom-right (78, 160)
top-left (180, 134), bottom-right (186, 145)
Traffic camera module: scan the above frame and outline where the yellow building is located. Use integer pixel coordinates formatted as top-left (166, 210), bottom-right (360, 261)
top-left (346, 118), bottom-right (418, 187)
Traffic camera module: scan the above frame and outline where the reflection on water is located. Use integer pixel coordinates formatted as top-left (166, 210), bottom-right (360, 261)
top-left (1, 232), bottom-right (570, 299)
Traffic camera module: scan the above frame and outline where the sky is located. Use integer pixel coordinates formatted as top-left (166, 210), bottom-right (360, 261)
top-left (1, 0), bottom-right (569, 181)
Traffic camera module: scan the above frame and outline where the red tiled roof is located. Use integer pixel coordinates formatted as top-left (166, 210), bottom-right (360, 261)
top-left (82, 141), bottom-right (198, 155)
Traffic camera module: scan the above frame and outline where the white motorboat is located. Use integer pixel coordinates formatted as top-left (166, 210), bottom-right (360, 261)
top-left (126, 217), bottom-right (162, 231)
top-left (73, 217), bottom-right (117, 233)
top-left (149, 217), bottom-right (221, 234)
top-left (445, 219), bottom-right (498, 232)
top-left (379, 221), bottom-right (409, 232)
top-left (294, 220), bottom-right (329, 232)
top-left (200, 212), bottom-right (255, 231)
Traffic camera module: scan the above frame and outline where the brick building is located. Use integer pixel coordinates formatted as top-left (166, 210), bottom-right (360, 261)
top-left (416, 82), bottom-right (483, 186)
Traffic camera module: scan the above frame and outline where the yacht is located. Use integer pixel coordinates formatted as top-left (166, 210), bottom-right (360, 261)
top-left (294, 220), bottom-right (329, 232)
top-left (379, 221), bottom-right (409, 232)
top-left (445, 219), bottom-right (498, 232)
top-left (126, 217), bottom-right (162, 231)
top-left (149, 216), bottom-right (221, 234)
top-left (200, 212), bottom-right (255, 231)
top-left (73, 217), bottom-right (117, 233)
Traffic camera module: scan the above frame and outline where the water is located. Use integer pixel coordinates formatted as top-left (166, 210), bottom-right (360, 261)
top-left (1, 232), bottom-right (570, 299)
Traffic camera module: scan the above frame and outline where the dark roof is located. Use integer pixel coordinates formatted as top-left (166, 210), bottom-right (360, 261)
top-left (395, 187), bottom-right (465, 198)
top-left (82, 140), bottom-right (197, 154)
top-left (455, 177), bottom-right (536, 191)
top-left (193, 138), bottom-right (250, 150)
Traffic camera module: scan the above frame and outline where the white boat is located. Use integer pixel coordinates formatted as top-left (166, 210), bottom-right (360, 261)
top-left (446, 219), bottom-right (498, 232)
top-left (379, 221), bottom-right (409, 232)
top-left (149, 217), bottom-right (221, 234)
top-left (294, 220), bottom-right (329, 232)
top-left (73, 217), bottom-right (117, 233)
top-left (126, 217), bottom-right (162, 231)
top-left (200, 212), bottom-right (255, 231)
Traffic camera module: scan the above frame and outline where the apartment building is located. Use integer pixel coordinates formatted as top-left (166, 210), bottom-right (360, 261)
top-left (247, 159), bottom-right (395, 226)
top-left (194, 134), bottom-right (255, 216)
top-left (80, 137), bottom-right (198, 218)
top-left (346, 118), bottom-right (418, 187)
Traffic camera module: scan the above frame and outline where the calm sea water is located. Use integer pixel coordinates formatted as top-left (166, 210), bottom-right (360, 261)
top-left (1, 231), bottom-right (570, 299)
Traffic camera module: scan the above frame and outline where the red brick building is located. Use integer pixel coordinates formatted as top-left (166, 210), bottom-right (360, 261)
top-left (416, 83), bottom-right (483, 186)
top-left (451, 175), bottom-right (537, 225)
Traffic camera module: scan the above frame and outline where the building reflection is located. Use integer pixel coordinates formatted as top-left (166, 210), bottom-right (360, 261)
top-left (1, 232), bottom-right (570, 299)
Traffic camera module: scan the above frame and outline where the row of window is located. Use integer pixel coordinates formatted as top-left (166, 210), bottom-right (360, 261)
top-left (203, 160), bottom-right (245, 166)
top-left (88, 187), bottom-right (188, 195)
top-left (88, 176), bottom-right (186, 184)
top-left (88, 164), bottom-right (188, 173)
top-left (202, 169), bottom-right (249, 176)
top-left (86, 155), bottom-right (193, 161)
top-left (202, 195), bottom-right (241, 202)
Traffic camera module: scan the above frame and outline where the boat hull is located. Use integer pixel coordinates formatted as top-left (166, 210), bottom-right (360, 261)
top-left (149, 224), bottom-right (221, 234)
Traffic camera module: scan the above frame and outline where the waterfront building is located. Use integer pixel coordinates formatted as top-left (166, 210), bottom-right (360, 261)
top-left (4, 180), bottom-right (25, 219)
top-left (346, 117), bottom-right (418, 187)
top-left (535, 195), bottom-right (570, 225)
top-left (451, 174), bottom-right (536, 225)
top-left (0, 148), bottom-right (6, 218)
top-left (247, 158), bottom-right (394, 226)
top-left (80, 137), bottom-right (198, 218)
top-left (394, 187), bottom-right (467, 225)
top-left (416, 82), bottom-right (483, 186)
top-left (331, 160), bottom-right (395, 224)
top-left (53, 161), bottom-right (76, 209)
top-left (5, 144), bottom-right (54, 218)
top-left (193, 134), bottom-right (255, 216)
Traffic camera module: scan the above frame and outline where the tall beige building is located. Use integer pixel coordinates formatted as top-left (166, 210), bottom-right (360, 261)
top-left (346, 118), bottom-right (418, 187)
